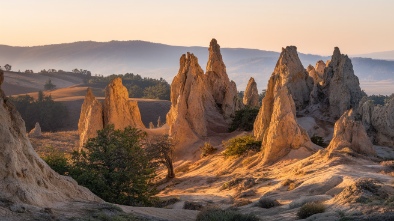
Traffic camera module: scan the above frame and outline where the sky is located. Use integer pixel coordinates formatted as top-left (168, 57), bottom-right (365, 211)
top-left (1, 0), bottom-right (394, 55)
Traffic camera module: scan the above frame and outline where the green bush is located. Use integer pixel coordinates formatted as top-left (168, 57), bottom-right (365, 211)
top-left (200, 142), bottom-right (217, 157)
top-left (223, 135), bottom-right (261, 156)
top-left (196, 208), bottom-right (259, 221)
top-left (311, 135), bottom-right (326, 147)
top-left (228, 106), bottom-right (260, 132)
top-left (71, 125), bottom-right (156, 206)
top-left (256, 197), bottom-right (280, 209)
top-left (297, 202), bottom-right (325, 219)
top-left (41, 146), bottom-right (70, 175)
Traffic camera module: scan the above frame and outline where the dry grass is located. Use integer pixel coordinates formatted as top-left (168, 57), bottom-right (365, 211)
top-left (29, 131), bottom-right (79, 158)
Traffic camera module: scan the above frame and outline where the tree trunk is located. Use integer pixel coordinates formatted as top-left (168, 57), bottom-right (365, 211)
top-left (166, 161), bottom-right (175, 179)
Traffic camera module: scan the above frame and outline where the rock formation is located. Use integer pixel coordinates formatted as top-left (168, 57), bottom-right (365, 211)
top-left (311, 48), bottom-right (365, 120)
top-left (253, 47), bottom-right (316, 165)
top-left (0, 70), bottom-right (101, 207)
top-left (243, 77), bottom-right (259, 107)
top-left (327, 109), bottom-right (376, 156)
top-left (167, 39), bottom-right (242, 144)
top-left (268, 46), bottom-right (313, 111)
top-left (359, 97), bottom-right (394, 147)
top-left (78, 79), bottom-right (145, 148)
top-left (167, 53), bottom-right (215, 143)
top-left (103, 78), bottom-right (145, 130)
top-left (29, 122), bottom-right (42, 137)
top-left (205, 39), bottom-right (242, 118)
top-left (307, 60), bottom-right (325, 85)
top-left (78, 88), bottom-right (104, 149)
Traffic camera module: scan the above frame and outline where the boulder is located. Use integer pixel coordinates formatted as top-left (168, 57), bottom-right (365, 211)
top-left (243, 77), bottom-right (259, 107)
top-left (0, 70), bottom-right (101, 207)
top-left (29, 122), bottom-right (42, 137)
top-left (103, 77), bottom-right (145, 130)
top-left (327, 109), bottom-right (376, 156)
top-left (78, 88), bottom-right (104, 149)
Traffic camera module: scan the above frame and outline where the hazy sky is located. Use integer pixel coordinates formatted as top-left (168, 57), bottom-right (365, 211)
top-left (1, 0), bottom-right (393, 55)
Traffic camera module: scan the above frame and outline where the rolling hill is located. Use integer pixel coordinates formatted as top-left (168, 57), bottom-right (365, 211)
top-left (1, 41), bottom-right (393, 95)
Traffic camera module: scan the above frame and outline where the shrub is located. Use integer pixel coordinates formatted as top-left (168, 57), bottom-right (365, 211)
top-left (71, 125), bottom-right (156, 206)
top-left (41, 146), bottom-right (70, 175)
top-left (311, 135), bottom-right (326, 147)
top-left (297, 202), bottom-right (325, 219)
top-left (256, 197), bottom-right (280, 208)
top-left (196, 208), bottom-right (259, 221)
top-left (228, 106), bottom-right (259, 132)
top-left (200, 142), bottom-right (217, 157)
top-left (223, 135), bottom-right (261, 156)
top-left (44, 78), bottom-right (56, 90)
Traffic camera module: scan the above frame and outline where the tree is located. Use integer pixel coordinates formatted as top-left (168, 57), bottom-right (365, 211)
top-left (44, 79), bottom-right (56, 90)
top-left (71, 125), bottom-right (156, 206)
top-left (4, 64), bottom-right (11, 71)
top-left (145, 135), bottom-right (175, 179)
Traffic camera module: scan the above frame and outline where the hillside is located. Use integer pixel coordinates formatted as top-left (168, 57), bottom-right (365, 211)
top-left (1, 41), bottom-right (394, 95)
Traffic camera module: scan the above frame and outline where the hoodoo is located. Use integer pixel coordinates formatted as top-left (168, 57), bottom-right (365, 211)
top-left (243, 77), bottom-right (259, 107)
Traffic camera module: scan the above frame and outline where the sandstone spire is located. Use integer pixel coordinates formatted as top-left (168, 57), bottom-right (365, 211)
top-left (243, 77), bottom-right (259, 107)
top-left (271, 46), bottom-right (313, 111)
top-left (0, 70), bottom-right (101, 207)
top-left (253, 47), bottom-right (317, 165)
top-left (103, 77), bottom-right (145, 130)
top-left (167, 53), bottom-right (213, 144)
top-left (205, 38), bottom-right (242, 119)
top-left (78, 88), bottom-right (104, 149)
top-left (327, 109), bottom-right (376, 156)
top-left (323, 47), bottom-right (365, 120)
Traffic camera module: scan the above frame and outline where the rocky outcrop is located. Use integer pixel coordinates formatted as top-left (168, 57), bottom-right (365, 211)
top-left (78, 88), bottom-right (104, 149)
top-left (103, 78), bottom-right (145, 130)
top-left (253, 47), bottom-right (316, 165)
top-left (327, 109), bottom-right (376, 156)
top-left (307, 60), bottom-right (325, 85)
top-left (167, 53), bottom-right (216, 143)
top-left (78, 79), bottom-right (145, 148)
top-left (29, 122), bottom-right (42, 137)
top-left (167, 39), bottom-right (242, 144)
top-left (205, 39), bottom-right (242, 118)
top-left (0, 70), bottom-right (101, 207)
top-left (269, 46), bottom-right (313, 111)
top-left (359, 97), bottom-right (394, 147)
top-left (243, 77), bottom-right (259, 107)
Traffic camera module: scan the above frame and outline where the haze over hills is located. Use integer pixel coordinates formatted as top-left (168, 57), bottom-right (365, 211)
top-left (1, 41), bottom-right (393, 95)
top-left (357, 50), bottom-right (394, 61)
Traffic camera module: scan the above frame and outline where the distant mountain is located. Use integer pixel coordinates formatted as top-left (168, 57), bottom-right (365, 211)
top-left (356, 50), bottom-right (394, 61)
top-left (0, 41), bottom-right (393, 95)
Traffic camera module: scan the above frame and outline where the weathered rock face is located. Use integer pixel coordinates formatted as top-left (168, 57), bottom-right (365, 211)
top-left (167, 53), bottom-right (213, 143)
top-left (253, 47), bottom-right (316, 165)
top-left (322, 48), bottom-right (365, 120)
top-left (307, 60), bottom-right (325, 85)
top-left (243, 77), bottom-right (259, 107)
top-left (78, 88), bottom-right (104, 149)
top-left (29, 122), bottom-right (42, 137)
top-left (270, 46), bottom-right (313, 111)
top-left (167, 39), bottom-right (242, 144)
top-left (205, 39), bottom-right (242, 119)
top-left (0, 70), bottom-right (101, 207)
top-left (327, 109), bottom-right (376, 156)
top-left (103, 78), bottom-right (145, 130)
top-left (359, 97), bottom-right (394, 147)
